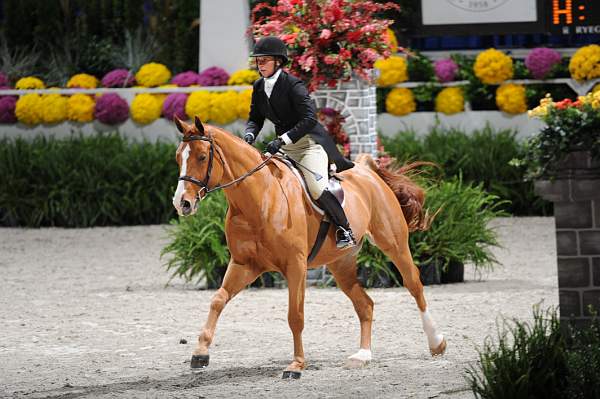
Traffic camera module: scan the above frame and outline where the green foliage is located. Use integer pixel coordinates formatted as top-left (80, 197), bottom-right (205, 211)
top-left (452, 54), bottom-right (496, 110)
top-left (357, 239), bottom-right (400, 287)
top-left (0, 34), bottom-right (40, 83)
top-left (0, 134), bottom-right (177, 227)
top-left (407, 51), bottom-right (435, 82)
top-left (381, 126), bottom-right (550, 215)
top-left (518, 102), bottom-right (600, 179)
top-left (466, 307), bottom-right (600, 399)
top-left (356, 175), bottom-right (506, 279)
top-left (0, 0), bottom-right (199, 76)
top-left (161, 191), bottom-right (229, 287)
top-left (409, 176), bottom-right (508, 271)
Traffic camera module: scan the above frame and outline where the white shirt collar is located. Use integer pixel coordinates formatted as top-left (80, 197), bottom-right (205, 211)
top-left (264, 68), bottom-right (282, 98)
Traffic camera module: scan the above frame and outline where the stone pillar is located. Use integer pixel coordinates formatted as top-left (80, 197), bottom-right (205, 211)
top-left (534, 151), bottom-right (600, 328)
top-left (311, 76), bottom-right (378, 159)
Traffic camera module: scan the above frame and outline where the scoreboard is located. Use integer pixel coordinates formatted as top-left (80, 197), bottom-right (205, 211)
top-left (550, 0), bottom-right (600, 34)
top-left (417, 0), bottom-right (600, 36)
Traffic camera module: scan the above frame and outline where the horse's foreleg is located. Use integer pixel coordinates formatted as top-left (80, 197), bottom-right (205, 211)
top-left (282, 265), bottom-right (306, 379)
top-left (191, 261), bottom-right (261, 369)
top-left (327, 252), bottom-right (375, 368)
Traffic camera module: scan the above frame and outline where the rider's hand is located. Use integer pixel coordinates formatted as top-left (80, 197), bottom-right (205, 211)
top-left (243, 133), bottom-right (255, 144)
top-left (266, 137), bottom-right (284, 155)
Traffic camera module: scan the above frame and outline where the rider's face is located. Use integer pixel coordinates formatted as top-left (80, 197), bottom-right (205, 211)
top-left (256, 56), bottom-right (277, 78)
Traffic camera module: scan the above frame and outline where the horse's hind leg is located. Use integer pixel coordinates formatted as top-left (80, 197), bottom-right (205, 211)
top-left (191, 261), bottom-right (262, 369)
top-left (369, 218), bottom-right (447, 356)
top-left (327, 251), bottom-right (375, 368)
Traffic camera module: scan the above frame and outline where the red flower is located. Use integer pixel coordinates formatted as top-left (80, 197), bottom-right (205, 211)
top-left (347, 30), bottom-right (362, 42)
top-left (281, 33), bottom-right (298, 45)
top-left (555, 98), bottom-right (573, 110)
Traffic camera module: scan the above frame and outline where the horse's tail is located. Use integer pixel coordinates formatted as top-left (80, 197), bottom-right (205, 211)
top-left (355, 154), bottom-right (434, 232)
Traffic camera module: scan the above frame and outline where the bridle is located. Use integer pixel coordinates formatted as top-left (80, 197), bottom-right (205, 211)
top-left (178, 133), bottom-right (274, 197)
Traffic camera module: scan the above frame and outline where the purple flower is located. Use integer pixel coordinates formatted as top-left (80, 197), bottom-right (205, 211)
top-left (95, 93), bottom-right (129, 125)
top-left (197, 67), bottom-right (230, 86)
top-left (171, 71), bottom-right (200, 87)
top-left (525, 48), bottom-right (561, 79)
top-left (101, 69), bottom-right (136, 88)
top-left (0, 72), bottom-right (9, 87)
top-left (0, 96), bottom-right (17, 123)
top-left (434, 59), bottom-right (459, 83)
top-left (162, 93), bottom-right (188, 121)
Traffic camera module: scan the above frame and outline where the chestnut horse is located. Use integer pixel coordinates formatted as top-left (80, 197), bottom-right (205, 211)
top-left (172, 117), bottom-right (446, 379)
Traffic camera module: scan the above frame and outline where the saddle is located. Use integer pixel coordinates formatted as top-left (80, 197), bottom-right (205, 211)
top-left (275, 155), bottom-right (345, 213)
top-left (275, 155), bottom-right (347, 263)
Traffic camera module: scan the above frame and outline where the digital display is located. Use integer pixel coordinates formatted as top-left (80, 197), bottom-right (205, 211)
top-left (550, 0), bottom-right (600, 34)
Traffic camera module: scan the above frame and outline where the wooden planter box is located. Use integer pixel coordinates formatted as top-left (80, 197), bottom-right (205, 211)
top-left (534, 151), bottom-right (600, 329)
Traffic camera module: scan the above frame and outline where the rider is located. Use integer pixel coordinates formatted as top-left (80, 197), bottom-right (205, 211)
top-left (244, 36), bottom-right (356, 248)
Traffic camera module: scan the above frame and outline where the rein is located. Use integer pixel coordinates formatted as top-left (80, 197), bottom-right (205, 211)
top-left (178, 133), bottom-right (274, 196)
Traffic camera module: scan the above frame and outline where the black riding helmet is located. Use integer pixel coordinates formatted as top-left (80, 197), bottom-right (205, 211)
top-left (250, 36), bottom-right (288, 64)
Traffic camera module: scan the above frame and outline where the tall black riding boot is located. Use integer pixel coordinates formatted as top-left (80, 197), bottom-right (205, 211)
top-left (316, 190), bottom-right (356, 249)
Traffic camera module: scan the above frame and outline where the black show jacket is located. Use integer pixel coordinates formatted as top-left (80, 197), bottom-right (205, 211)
top-left (245, 71), bottom-right (354, 173)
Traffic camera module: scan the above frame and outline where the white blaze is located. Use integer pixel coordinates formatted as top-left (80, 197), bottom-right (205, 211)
top-left (173, 144), bottom-right (190, 211)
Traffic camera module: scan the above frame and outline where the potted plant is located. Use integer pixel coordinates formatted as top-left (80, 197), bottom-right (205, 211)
top-left (356, 175), bottom-right (507, 286)
top-left (408, 176), bottom-right (508, 284)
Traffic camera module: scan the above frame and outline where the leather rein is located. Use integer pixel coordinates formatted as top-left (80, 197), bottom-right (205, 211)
top-left (178, 133), bottom-right (274, 196)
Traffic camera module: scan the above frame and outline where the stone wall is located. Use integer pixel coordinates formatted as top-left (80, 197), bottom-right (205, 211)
top-left (312, 78), bottom-right (378, 159)
top-left (535, 151), bottom-right (600, 327)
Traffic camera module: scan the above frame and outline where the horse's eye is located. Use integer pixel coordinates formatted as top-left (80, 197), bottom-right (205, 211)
top-left (197, 154), bottom-right (207, 162)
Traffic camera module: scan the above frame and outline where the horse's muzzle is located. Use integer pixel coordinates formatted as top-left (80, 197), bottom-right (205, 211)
top-left (181, 199), bottom-right (193, 216)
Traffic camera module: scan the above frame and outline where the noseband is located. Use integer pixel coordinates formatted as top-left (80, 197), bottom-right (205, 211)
top-left (178, 133), bottom-right (274, 196)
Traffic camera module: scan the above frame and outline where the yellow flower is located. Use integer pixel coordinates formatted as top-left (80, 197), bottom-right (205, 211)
top-left (131, 93), bottom-right (162, 124)
top-left (528, 94), bottom-right (553, 118)
top-left (435, 87), bottom-right (464, 115)
top-left (569, 44), bottom-right (600, 81)
top-left (15, 94), bottom-right (43, 125)
top-left (40, 94), bottom-right (68, 124)
top-left (135, 63), bottom-right (172, 87)
top-left (185, 91), bottom-right (213, 122)
top-left (210, 91), bottom-right (239, 125)
top-left (385, 87), bottom-right (416, 116)
top-left (228, 70), bottom-right (259, 86)
top-left (15, 77), bottom-right (45, 90)
top-left (374, 56), bottom-right (408, 87)
top-left (474, 48), bottom-right (513, 85)
top-left (496, 84), bottom-right (527, 114)
top-left (237, 89), bottom-right (253, 120)
top-left (66, 73), bottom-right (99, 89)
top-left (67, 94), bottom-right (95, 122)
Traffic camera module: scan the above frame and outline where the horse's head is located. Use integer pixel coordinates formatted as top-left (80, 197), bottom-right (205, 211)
top-left (172, 116), bottom-right (225, 216)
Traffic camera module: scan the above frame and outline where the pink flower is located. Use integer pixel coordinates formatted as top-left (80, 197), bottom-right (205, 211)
top-left (281, 33), bottom-right (298, 45)
top-left (434, 59), bottom-right (459, 83)
top-left (197, 67), bottom-right (229, 86)
top-left (95, 93), bottom-right (129, 125)
top-left (101, 69), bottom-right (135, 88)
top-left (162, 93), bottom-right (189, 121)
top-left (0, 96), bottom-right (17, 123)
top-left (323, 55), bottom-right (338, 65)
top-left (320, 29), bottom-right (332, 40)
top-left (172, 71), bottom-right (201, 87)
top-left (525, 47), bottom-right (561, 79)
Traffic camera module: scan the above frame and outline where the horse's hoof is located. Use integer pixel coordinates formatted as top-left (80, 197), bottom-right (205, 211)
top-left (430, 338), bottom-right (447, 356)
top-left (190, 354), bottom-right (210, 369)
top-left (344, 358), bottom-right (370, 369)
top-left (282, 370), bottom-right (302, 379)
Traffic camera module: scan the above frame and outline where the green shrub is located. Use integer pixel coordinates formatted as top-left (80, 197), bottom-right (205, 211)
top-left (466, 307), bottom-right (600, 399)
top-left (409, 176), bottom-right (508, 271)
top-left (161, 191), bottom-right (229, 288)
top-left (0, 134), bottom-right (177, 227)
top-left (381, 126), bottom-right (551, 215)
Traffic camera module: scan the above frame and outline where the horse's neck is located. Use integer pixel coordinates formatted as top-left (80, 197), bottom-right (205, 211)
top-left (214, 130), bottom-right (276, 215)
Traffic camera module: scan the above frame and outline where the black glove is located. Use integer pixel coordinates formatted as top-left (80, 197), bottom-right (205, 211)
top-left (266, 137), bottom-right (284, 155)
top-left (243, 133), bottom-right (255, 144)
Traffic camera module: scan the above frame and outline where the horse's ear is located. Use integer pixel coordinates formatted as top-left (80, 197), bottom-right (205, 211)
top-left (194, 116), bottom-right (205, 135)
top-left (174, 116), bottom-right (185, 134)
